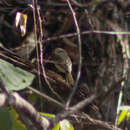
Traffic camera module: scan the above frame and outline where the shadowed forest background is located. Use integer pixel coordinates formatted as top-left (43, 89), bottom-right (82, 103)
top-left (0, 0), bottom-right (130, 130)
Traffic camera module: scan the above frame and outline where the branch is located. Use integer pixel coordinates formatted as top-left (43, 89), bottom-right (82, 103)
top-left (66, 0), bottom-right (82, 108)
top-left (0, 46), bottom-right (66, 108)
top-left (0, 92), bottom-right (51, 129)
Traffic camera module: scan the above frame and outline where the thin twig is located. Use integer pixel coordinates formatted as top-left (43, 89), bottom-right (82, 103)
top-left (105, 20), bottom-right (129, 126)
top-left (70, 94), bottom-right (96, 112)
top-left (10, 92), bottom-right (51, 129)
top-left (78, 113), bottom-right (122, 130)
top-left (27, 86), bottom-right (64, 108)
top-left (66, 0), bottom-right (82, 108)
top-left (43, 30), bottom-right (130, 43)
top-left (32, 0), bottom-right (63, 102)
top-left (13, 30), bottom-right (130, 51)
top-left (54, 94), bottom-right (96, 124)
top-left (71, 0), bottom-right (105, 8)
top-left (0, 47), bottom-right (65, 108)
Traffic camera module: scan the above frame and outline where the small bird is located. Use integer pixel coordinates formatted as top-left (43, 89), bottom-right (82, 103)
top-left (52, 48), bottom-right (74, 85)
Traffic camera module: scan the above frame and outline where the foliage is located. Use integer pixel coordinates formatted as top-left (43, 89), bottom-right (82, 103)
top-left (52, 119), bottom-right (74, 130)
top-left (9, 108), bottom-right (27, 130)
top-left (0, 107), bottom-right (27, 130)
top-left (0, 59), bottom-right (34, 91)
top-left (0, 107), bottom-right (13, 130)
top-left (117, 106), bottom-right (130, 126)
top-left (0, 0), bottom-right (130, 129)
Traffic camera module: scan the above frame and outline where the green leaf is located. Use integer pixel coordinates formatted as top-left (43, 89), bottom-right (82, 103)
top-left (52, 119), bottom-right (74, 130)
top-left (40, 112), bottom-right (55, 118)
top-left (9, 108), bottom-right (27, 130)
top-left (0, 107), bottom-right (13, 130)
top-left (117, 110), bottom-right (128, 125)
top-left (52, 123), bottom-right (60, 130)
top-left (0, 59), bottom-right (35, 91)
top-left (127, 111), bottom-right (130, 121)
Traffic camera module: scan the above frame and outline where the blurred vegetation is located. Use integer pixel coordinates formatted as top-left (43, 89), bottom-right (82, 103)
top-left (0, 0), bottom-right (130, 129)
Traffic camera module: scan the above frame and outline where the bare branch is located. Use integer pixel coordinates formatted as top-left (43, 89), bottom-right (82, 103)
top-left (66, 0), bottom-right (82, 108)
top-left (0, 92), bottom-right (51, 129)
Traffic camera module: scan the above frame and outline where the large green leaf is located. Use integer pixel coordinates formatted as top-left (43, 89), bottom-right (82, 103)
top-left (0, 59), bottom-right (35, 91)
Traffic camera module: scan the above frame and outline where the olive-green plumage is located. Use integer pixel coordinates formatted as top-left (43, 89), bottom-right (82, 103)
top-left (53, 48), bottom-right (74, 85)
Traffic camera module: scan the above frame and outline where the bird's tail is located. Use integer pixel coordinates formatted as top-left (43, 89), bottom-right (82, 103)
top-left (66, 73), bottom-right (74, 85)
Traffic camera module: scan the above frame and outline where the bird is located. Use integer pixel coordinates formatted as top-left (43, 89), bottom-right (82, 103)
top-left (52, 48), bottom-right (74, 85)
